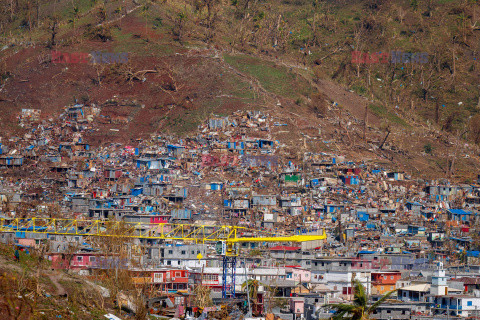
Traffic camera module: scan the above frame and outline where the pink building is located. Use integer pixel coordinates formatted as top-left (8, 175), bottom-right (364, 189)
top-left (48, 252), bottom-right (101, 270)
top-left (290, 297), bottom-right (304, 315)
top-left (150, 215), bottom-right (170, 224)
top-left (285, 266), bottom-right (311, 283)
top-left (17, 238), bottom-right (37, 248)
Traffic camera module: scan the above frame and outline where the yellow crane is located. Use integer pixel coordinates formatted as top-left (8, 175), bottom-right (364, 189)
top-left (0, 217), bottom-right (326, 298)
top-left (0, 217), bottom-right (326, 243)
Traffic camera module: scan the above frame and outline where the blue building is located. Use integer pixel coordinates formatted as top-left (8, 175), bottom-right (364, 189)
top-left (447, 209), bottom-right (473, 222)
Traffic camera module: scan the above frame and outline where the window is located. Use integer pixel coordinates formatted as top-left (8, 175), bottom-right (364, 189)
top-left (167, 260), bottom-right (171, 265)
top-left (203, 274), bottom-right (219, 281)
top-left (89, 256), bottom-right (96, 262)
top-left (468, 301), bottom-right (473, 306)
top-left (168, 250), bottom-right (173, 254)
top-left (381, 286), bottom-right (384, 291)
top-left (77, 256), bottom-right (83, 261)
top-left (391, 276), bottom-right (394, 280)
top-left (154, 273), bottom-right (163, 282)
top-left (181, 250), bottom-right (186, 255)
top-left (191, 251), bottom-right (195, 254)
top-left (175, 271), bottom-right (182, 277)
top-left (175, 296), bottom-right (183, 305)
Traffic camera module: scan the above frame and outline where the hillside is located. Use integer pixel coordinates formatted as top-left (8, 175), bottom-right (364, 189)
top-left (0, 0), bottom-right (480, 180)
top-left (0, 243), bottom-right (124, 319)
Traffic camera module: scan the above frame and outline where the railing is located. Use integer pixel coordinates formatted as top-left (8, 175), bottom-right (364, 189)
top-left (437, 304), bottom-right (462, 310)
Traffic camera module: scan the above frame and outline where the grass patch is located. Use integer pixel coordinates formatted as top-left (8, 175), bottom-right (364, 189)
top-left (167, 115), bottom-right (200, 136)
top-left (223, 54), bottom-right (313, 99)
top-left (351, 85), bottom-right (367, 95)
top-left (368, 104), bottom-right (409, 127)
top-left (111, 28), bottom-right (146, 54)
top-left (224, 74), bottom-right (256, 101)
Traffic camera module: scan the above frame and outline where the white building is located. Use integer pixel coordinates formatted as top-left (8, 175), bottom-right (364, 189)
top-left (312, 270), bottom-right (372, 297)
top-left (431, 295), bottom-right (480, 317)
top-left (429, 262), bottom-right (480, 317)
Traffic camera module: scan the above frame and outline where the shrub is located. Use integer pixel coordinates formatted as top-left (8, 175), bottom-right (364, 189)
top-left (424, 143), bottom-right (433, 154)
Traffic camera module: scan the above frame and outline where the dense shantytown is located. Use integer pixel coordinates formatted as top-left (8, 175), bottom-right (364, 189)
top-left (1, 105), bottom-right (480, 320)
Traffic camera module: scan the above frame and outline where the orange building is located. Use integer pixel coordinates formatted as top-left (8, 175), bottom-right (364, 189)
top-left (371, 271), bottom-right (402, 295)
top-left (130, 268), bottom-right (189, 295)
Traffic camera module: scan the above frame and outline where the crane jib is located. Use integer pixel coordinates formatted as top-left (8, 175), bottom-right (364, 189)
top-left (0, 218), bottom-right (326, 242)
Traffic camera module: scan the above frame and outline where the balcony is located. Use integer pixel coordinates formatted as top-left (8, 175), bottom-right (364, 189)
top-left (132, 277), bottom-right (152, 285)
top-left (166, 277), bottom-right (188, 284)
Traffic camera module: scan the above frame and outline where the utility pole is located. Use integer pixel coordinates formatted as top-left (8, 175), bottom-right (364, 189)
top-left (243, 259), bottom-right (252, 317)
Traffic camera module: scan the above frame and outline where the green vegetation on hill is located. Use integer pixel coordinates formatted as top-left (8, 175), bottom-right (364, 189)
top-left (224, 54), bottom-right (312, 99)
top-left (1, 0), bottom-right (480, 144)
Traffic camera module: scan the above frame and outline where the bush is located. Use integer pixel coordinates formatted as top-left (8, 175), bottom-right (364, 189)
top-left (424, 143), bottom-right (433, 154)
top-left (84, 24), bottom-right (113, 42)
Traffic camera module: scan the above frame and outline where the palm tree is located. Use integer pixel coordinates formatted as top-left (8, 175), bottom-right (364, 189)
top-left (242, 278), bottom-right (262, 316)
top-left (242, 278), bottom-right (260, 302)
top-left (328, 280), bottom-right (396, 320)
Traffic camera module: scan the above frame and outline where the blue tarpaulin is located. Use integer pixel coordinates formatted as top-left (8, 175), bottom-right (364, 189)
top-left (448, 209), bottom-right (472, 215)
top-left (467, 251), bottom-right (480, 257)
top-left (357, 212), bottom-right (369, 221)
top-left (366, 223), bottom-right (376, 229)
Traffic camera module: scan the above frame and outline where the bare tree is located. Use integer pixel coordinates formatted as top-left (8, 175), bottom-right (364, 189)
top-left (469, 114), bottom-right (480, 144)
top-left (47, 16), bottom-right (58, 48)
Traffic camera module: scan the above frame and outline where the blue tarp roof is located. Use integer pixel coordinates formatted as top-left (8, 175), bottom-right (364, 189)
top-left (5, 226), bottom-right (47, 231)
top-left (406, 201), bottom-right (422, 206)
top-left (467, 251), bottom-right (480, 257)
top-left (15, 244), bottom-right (31, 248)
top-left (449, 237), bottom-right (472, 242)
top-left (448, 209), bottom-right (472, 215)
